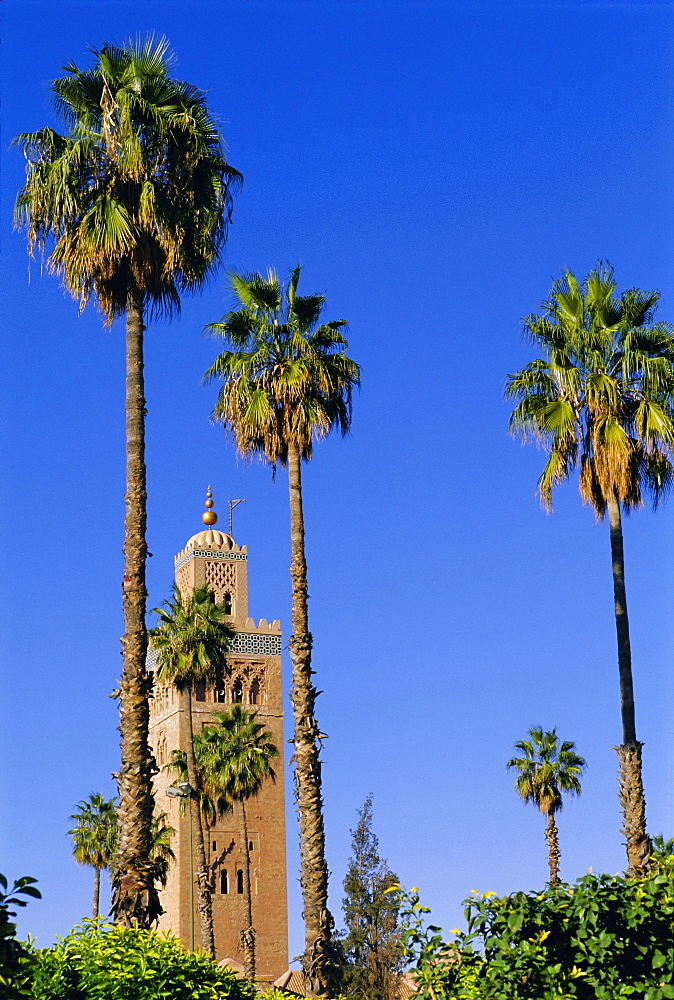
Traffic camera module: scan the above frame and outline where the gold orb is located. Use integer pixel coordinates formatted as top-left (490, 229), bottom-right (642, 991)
top-left (202, 511), bottom-right (218, 525)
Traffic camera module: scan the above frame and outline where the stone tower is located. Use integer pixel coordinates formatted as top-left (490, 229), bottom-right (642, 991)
top-left (148, 490), bottom-right (288, 979)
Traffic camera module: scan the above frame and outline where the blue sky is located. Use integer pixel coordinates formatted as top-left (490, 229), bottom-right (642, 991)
top-left (2, 0), bottom-right (673, 961)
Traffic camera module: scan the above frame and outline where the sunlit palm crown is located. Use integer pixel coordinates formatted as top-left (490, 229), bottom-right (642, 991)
top-left (149, 584), bottom-right (235, 692)
top-left (507, 727), bottom-right (586, 817)
top-left (168, 707), bottom-right (278, 827)
top-left (506, 264), bottom-right (674, 514)
top-left (69, 794), bottom-right (117, 869)
top-left (14, 37), bottom-right (242, 322)
top-left (199, 706), bottom-right (278, 802)
top-left (205, 267), bottom-right (361, 465)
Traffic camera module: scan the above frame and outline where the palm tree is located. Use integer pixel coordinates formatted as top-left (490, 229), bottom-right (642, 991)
top-left (506, 264), bottom-right (674, 874)
top-left (14, 38), bottom-right (242, 926)
top-left (204, 267), bottom-right (360, 995)
top-left (69, 797), bottom-right (175, 919)
top-left (150, 812), bottom-right (177, 888)
top-left (507, 728), bottom-right (586, 885)
top-left (149, 585), bottom-right (235, 956)
top-left (69, 794), bottom-right (117, 917)
top-left (198, 706), bottom-right (278, 981)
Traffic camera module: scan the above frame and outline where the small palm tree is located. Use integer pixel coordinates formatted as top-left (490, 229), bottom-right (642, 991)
top-left (69, 798), bottom-right (175, 918)
top-left (199, 706), bottom-right (278, 981)
top-left (150, 812), bottom-right (176, 888)
top-left (506, 263), bottom-right (674, 874)
top-left (69, 794), bottom-right (117, 917)
top-left (150, 585), bottom-right (235, 956)
top-left (205, 267), bottom-right (359, 995)
top-left (507, 727), bottom-right (586, 885)
top-left (15, 38), bottom-right (241, 926)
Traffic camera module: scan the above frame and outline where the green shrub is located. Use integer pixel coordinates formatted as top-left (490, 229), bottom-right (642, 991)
top-left (392, 872), bottom-right (674, 1000)
top-left (0, 874), bottom-right (40, 999)
top-left (453, 871), bottom-right (674, 999)
top-left (29, 921), bottom-right (256, 1000)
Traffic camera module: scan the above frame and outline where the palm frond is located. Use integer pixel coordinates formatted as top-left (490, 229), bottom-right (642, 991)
top-left (508, 263), bottom-right (674, 516)
top-left (14, 39), bottom-right (241, 321)
top-left (206, 268), bottom-right (359, 467)
top-left (507, 727), bottom-right (585, 817)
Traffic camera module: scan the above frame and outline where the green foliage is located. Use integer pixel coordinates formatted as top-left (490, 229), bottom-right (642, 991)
top-left (204, 266), bottom-right (360, 467)
top-left (392, 885), bottom-right (470, 1000)
top-left (0, 873), bottom-right (40, 999)
top-left (28, 921), bottom-right (255, 1000)
top-left (14, 37), bottom-right (241, 323)
top-left (652, 834), bottom-right (674, 878)
top-left (69, 795), bottom-right (175, 893)
top-left (450, 871), bottom-right (674, 999)
top-left (69, 794), bottom-right (117, 871)
top-left (392, 874), bottom-right (674, 1000)
top-left (150, 585), bottom-right (235, 695)
top-left (166, 706), bottom-right (278, 829)
top-left (337, 797), bottom-right (404, 1000)
top-left (507, 728), bottom-right (585, 817)
top-left (505, 263), bottom-right (674, 514)
top-left (257, 990), bottom-right (351, 1000)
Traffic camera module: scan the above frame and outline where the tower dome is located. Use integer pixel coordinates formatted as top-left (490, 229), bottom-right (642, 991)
top-left (182, 526), bottom-right (237, 552)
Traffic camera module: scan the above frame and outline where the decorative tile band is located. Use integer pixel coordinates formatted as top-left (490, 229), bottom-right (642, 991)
top-left (175, 549), bottom-right (248, 571)
top-left (148, 633), bottom-right (281, 664)
top-left (230, 632), bottom-right (282, 656)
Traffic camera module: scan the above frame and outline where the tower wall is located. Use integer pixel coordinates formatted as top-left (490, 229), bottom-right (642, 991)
top-left (149, 526), bottom-right (288, 979)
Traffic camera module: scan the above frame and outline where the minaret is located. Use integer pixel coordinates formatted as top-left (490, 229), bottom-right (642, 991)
top-left (149, 490), bottom-right (288, 979)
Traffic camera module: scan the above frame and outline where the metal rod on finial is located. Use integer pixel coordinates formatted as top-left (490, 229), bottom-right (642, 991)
top-left (228, 498), bottom-right (246, 536)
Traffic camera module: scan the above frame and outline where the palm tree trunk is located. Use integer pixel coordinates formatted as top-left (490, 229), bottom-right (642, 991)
top-left (544, 813), bottom-right (561, 886)
top-left (238, 799), bottom-right (256, 980)
top-left (183, 690), bottom-right (216, 957)
top-left (111, 289), bottom-right (161, 927)
top-left (606, 493), bottom-right (652, 874)
top-left (93, 865), bottom-right (101, 918)
top-left (286, 445), bottom-right (336, 997)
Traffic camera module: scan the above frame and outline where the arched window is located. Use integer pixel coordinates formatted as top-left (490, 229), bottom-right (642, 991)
top-left (223, 593), bottom-right (233, 614)
top-left (194, 681), bottom-right (206, 702)
top-left (233, 679), bottom-right (243, 704)
top-left (236, 869), bottom-right (244, 894)
top-left (208, 591), bottom-right (216, 604)
top-left (249, 679), bottom-right (260, 706)
top-left (215, 686), bottom-right (226, 704)
top-left (220, 869), bottom-right (229, 895)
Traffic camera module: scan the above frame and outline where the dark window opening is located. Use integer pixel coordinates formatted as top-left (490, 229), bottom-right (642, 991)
top-left (194, 681), bottom-right (206, 702)
top-left (212, 841), bottom-right (217, 852)
top-left (236, 869), bottom-right (244, 894)
top-left (233, 679), bottom-right (243, 704)
top-left (208, 591), bottom-right (216, 604)
top-left (249, 841), bottom-right (254, 851)
top-left (215, 686), bottom-right (226, 703)
top-left (220, 869), bottom-right (229, 894)
top-left (223, 593), bottom-right (233, 614)
top-left (249, 679), bottom-right (260, 706)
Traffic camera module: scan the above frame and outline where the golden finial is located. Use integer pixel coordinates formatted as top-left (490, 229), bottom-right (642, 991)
top-left (202, 486), bottom-right (218, 526)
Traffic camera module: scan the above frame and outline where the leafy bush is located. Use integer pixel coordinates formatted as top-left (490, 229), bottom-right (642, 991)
top-left (257, 986), bottom-right (350, 1000)
top-left (0, 873), bottom-right (40, 999)
top-left (392, 885), bottom-right (481, 1000)
top-left (453, 871), bottom-right (674, 999)
top-left (29, 921), bottom-right (256, 1000)
top-left (393, 872), bottom-right (674, 1000)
